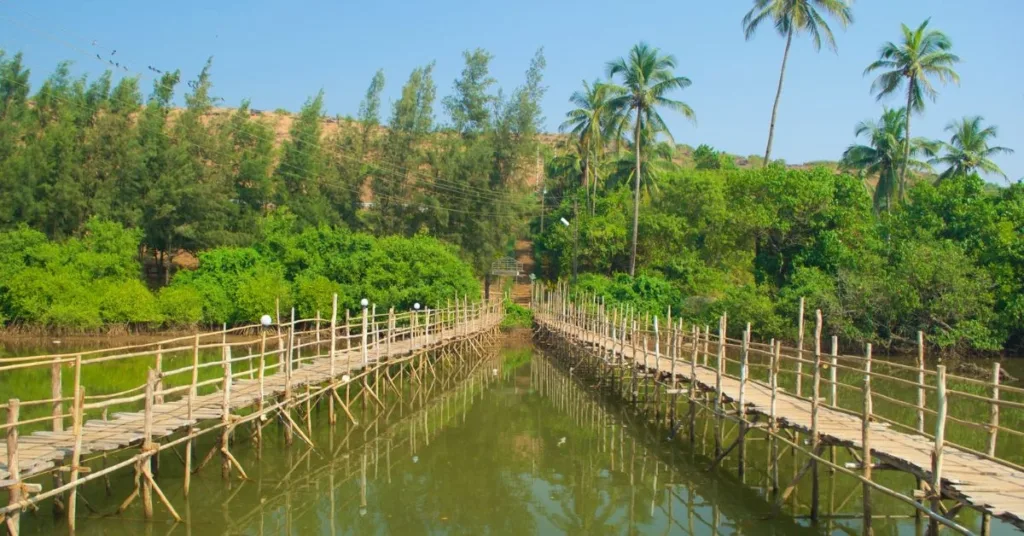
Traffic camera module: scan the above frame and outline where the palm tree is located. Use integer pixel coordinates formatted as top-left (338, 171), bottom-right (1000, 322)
top-left (932, 116), bottom-right (1014, 182)
top-left (606, 42), bottom-right (695, 276)
top-left (743, 0), bottom-right (853, 166)
top-left (560, 80), bottom-right (613, 213)
top-left (840, 107), bottom-right (934, 212)
top-left (865, 19), bottom-right (961, 200)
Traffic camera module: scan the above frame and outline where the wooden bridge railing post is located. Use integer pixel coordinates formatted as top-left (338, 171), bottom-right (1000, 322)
top-left (796, 297), bottom-right (805, 397)
top-left (738, 323), bottom-right (750, 481)
top-left (50, 358), bottom-right (63, 433)
top-left (829, 336), bottom-right (838, 408)
top-left (714, 313), bottom-right (726, 457)
top-left (862, 343), bottom-right (873, 536)
top-left (184, 335), bottom-right (199, 496)
top-left (770, 340), bottom-right (780, 496)
top-left (810, 309), bottom-right (822, 522)
top-left (154, 345), bottom-right (163, 404)
top-left (6, 399), bottom-right (21, 536)
top-left (257, 332), bottom-right (266, 447)
top-left (930, 365), bottom-right (948, 536)
top-left (988, 362), bottom-right (1001, 457)
top-left (142, 369), bottom-right (155, 520)
top-left (917, 331), bottom-right (926, 434)
top-left (221, 342), bottom-right (232, 479)
top-left (67, 387), bottom-right (84, 532)
top-left (328, 294), bottom-right (338, 425)
top-left (361, 304), bottom-right (369, 366)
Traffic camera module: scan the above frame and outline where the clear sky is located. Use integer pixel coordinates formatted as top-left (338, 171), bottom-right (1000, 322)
top-left (1, 0), bottom-right (1021, 181)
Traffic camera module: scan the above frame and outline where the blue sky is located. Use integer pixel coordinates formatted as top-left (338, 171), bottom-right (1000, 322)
top-left (1, 0), bottom-right (1021, 181)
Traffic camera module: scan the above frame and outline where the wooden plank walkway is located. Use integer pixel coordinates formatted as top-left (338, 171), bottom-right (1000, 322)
top-left (0, 317), bottom-right (496, 484)
top-left (538, 314), bottom-right (1024, 531)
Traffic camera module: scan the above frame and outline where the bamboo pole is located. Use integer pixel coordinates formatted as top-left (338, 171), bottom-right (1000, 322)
top-left (862, 343), bottom-right (873, 536)
top-left (6, 399), bottom-right (21, 536)
top-left (67, 388), bottom-right (84, 532)
top-left (284, 309), bottom-right (295, 446)
top-left (917, 331), bottom-right (926, 433)
top-left (155, 345), bottom-right (164, 404)
top-left (811, 310), bottom-right (822, 521)
top-left (184, 336), bottom-right (199, 496)
top-left (50, 357), bottom-right (63, 432)
top-left (142, 369), bottom-right (155, 519)
top-left (829, 336), bottom-right (838, 407)
top-left (770, 340), bottom-right (780, 496)
top-left (929, 365), bottom-right (948, 536)
top-left (329, 294), bottom-right (339, 425)
top-left (796, 297), bottom-right (805, 397)
top-left (738, 323), bottom-right (750, 481)
top-left (221, 343), bottom-right (232, 479)
top-left (982, 361), bottom-right (1000, 536)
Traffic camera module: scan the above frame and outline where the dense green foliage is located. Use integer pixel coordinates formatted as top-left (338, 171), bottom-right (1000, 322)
top-left (537, 166), bottom-right (1023, 354)
top-left (500, 298), bottom-right (534, 329)
top-left (0, 215), bottom-right (480, 328)
top-left (0, 48), bottom-right (547, 329)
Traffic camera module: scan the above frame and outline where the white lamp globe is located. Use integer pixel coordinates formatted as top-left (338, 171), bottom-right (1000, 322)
top-left (360, 298), bottom-right (369, 308)
top-left (260, 315), bottom-right (273, 327)
top-left (414, 302), bottom-right (421, 310)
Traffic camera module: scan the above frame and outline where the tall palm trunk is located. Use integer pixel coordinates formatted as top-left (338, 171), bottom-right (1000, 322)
top-left (900, 84), bottom-right (913, 202)
top-left (629, 113), bottom-right (642, 277)
top-left (764, 28), bottom-right (793, 166)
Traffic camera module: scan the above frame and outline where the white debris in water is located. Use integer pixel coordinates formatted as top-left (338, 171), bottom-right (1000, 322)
top-left (412, 456), bottom-right (419, 463)
top-left (557, 437), bottom-right (566, 447)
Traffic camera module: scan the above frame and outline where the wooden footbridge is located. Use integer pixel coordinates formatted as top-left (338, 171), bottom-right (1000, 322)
top-left (533, 283), bottom-right (1024, 536)
top-left (0, 297), bottom-right (502, 534)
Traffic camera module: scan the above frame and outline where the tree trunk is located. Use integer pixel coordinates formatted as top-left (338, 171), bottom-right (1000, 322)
top-left (629, 113), bottom-right (642, 277)
top-left (900, 84), bottom-right (913, 203)
top-left (484, 273), bottom-right (491, 301)
top-left (764, 29), bottom-right (794, 166)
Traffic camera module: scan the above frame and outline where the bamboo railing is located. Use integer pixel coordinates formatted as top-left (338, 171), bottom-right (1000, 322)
top-left (531, 281), bottom-right (1023, 535)
top-left (0, 295), bottom-right (502, 534)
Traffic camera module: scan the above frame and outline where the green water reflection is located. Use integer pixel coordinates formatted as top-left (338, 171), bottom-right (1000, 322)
top-left (10, 338), bottom-right (1018, 535)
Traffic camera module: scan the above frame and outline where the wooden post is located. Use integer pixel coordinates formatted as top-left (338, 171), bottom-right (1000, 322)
top-left (738, 323), bottom-right (750, 480)
top-left (829, 336), bottom-right (838, 407)
top-left (362, 305), bottom-right (369, 366)
top-left (284, 309), bottom-right (295, 446)
top-left (6, 399), bottom-right (21, 536)
top-left (387, 307), bottom-right (394, 359)
top-left (981, 361), bottom-right (1001, 536)
top-left (50, 358), bottom-right (63, 432)
top-left (257, 332), bottom-right (266, 448)
top-left (155, 345), bottom-right (164, 404)
top-left (714, 314), bottom-right (726, 457)
top-left (329, 294), bottom-right (339, 424)
top-left (221, 343), bottom-right (233, 479)
top-left (184, 335), bottom-right (199, 496)
top-left (917, 331), bottom-right (926, 433)
top-left (929, 365), bottom-right (948, 536)
top-left (796, 297), bottom-right (805, 397)
top-left (810, 310), bottom-right (822, 522)
top-left (770, 340), bottom-right (780, 496)
top-left (862, 343), bottom-right (873, 536)
top-left (142, 369), bottom-right (156, 519)
top-left (67, 388), bottom-right (84, 532)
top-left (702, 325), bottom-right (710, 367)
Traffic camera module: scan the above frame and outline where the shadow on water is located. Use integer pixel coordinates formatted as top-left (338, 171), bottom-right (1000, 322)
top-left (11, 335), bottom-right (1016, 535)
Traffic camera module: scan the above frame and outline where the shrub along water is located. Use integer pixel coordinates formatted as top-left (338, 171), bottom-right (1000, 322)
top-left (0, 213), bottom-right (481, 330)
top-left (536, 166), bottom-right (1024, 356)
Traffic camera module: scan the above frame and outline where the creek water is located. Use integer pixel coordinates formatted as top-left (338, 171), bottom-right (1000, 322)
top-left (1, 335), bottom-right (1021, 535)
